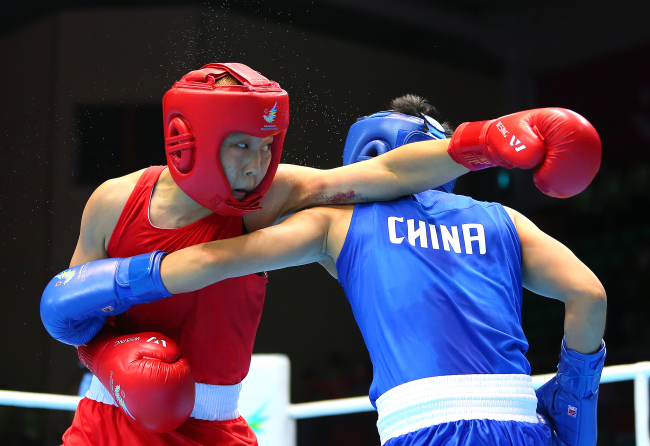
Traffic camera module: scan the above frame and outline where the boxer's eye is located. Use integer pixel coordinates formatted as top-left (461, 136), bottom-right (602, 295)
top-left (236, 143), bottom-right (248, 149)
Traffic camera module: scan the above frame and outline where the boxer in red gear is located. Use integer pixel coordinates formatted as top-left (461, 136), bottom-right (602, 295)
top-left (55, 64), bottom-right (600, 446)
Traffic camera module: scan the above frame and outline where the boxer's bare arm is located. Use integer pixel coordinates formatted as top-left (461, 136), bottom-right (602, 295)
top-left (244, 139), bottom-right (467, 231)
top-left (161, 206), bottom-right (353, 293)
top-left (504, 206), bottom-right (607, 355)
top-left (69, 170), bottom-right (144, 267)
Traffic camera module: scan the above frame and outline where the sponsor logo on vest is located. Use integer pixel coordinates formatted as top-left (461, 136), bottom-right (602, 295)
top-left (387, 217), bottom-right (487, 254)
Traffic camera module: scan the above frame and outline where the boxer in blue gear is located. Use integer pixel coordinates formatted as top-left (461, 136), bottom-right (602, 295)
top-left (54, 95), bottom-right (607, 445)
top-left (339, 102), bottom-right (606, 445)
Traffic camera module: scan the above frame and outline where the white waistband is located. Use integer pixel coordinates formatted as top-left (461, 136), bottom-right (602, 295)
top-left (85, 375), bottom-right (242, 421)
top-left (376, 374), bottom-right (539, 445)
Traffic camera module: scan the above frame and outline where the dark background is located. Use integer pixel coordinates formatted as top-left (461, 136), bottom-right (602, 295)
top-left (1, 1), bottom-right (649, 445)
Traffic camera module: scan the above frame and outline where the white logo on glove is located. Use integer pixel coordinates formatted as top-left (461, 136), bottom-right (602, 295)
top-left (496, 121), bottom-right (509, 137)
top-left (146, 336), bottom-right (167, 347)
top-left (510, 135), bottom-right (527, 152)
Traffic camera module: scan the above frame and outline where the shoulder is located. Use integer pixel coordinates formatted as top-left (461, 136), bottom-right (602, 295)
top-left (71, 169), bottom-right (147, 265)
top-left (499, 205), bottom-right (545, 244)
top-left (87, 169), bottom-right (145, 213)
top-left (83, 169), bottom-right (146, 237)
top-left (501, 205), bottom-right (521, 226)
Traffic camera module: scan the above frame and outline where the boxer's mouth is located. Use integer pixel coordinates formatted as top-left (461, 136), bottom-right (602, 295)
top-left (232, 189), bottom-right (250, 200)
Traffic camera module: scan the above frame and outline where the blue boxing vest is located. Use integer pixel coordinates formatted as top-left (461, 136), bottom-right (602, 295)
top-left (336, 190), bottom-right (531, 408)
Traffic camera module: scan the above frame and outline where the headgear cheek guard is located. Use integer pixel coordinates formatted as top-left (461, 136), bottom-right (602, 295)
top-left (342, 112), bottom-right (456, 193)
top-left (163, 63), bottom-right (289, 216)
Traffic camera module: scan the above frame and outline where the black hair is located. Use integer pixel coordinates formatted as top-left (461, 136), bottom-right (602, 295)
top-left (389, 94), bottom-right (454, 138)
top-left (214, 75), bottom-right (242, 86)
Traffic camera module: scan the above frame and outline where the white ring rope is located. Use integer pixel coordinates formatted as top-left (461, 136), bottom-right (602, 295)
top-left (1, 362), bottom-right (649, 446)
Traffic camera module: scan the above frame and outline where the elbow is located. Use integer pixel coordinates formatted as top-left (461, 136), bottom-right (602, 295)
top-left (569, 281), bottom-right (607, 319)
top-left (200, 246), bottom-right (228, 282)
top-left (586, 282), bottom-right (607, 313)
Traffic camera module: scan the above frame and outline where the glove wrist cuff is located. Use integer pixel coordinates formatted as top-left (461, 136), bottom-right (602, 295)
top-left (448, 120), bottom-right (496, 171)
top-left (117, 251), bottom-right (172, 304)
top-left (557, 337), bottom-right (606, 398)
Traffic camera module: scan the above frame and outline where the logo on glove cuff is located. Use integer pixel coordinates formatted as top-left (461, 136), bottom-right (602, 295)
top-left (54, 269), bottom-right (76, 286)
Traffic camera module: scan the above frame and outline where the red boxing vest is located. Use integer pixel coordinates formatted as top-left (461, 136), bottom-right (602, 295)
top-left (107, 166), bottom-right (267, 385)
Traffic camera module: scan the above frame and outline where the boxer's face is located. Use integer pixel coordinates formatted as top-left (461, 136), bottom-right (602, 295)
top-left (220, 133), bottom-right (274, 201)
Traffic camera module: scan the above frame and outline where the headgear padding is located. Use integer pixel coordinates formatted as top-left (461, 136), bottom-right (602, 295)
top-left (342, 112), bottom-right (456, 193)
top-left (163, 63), bottom-right (289, 216)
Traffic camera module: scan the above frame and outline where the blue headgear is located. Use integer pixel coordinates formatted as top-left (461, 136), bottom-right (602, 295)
top-left (342, 111), bottom-right (456, 193)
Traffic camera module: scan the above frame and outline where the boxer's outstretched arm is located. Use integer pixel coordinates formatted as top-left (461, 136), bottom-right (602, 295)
top-left (161, 207), bottom-right (337, 294)
top-left (504, 207), bottom-right (606, 354)
top-left (249, 108), bottom-right (601, 232)
top-left (279, 139), bottom-right (466, 211)
top-left (245, 140), bottom-right (466, 231)
top-left (318, 138), bottom-right (468, 204)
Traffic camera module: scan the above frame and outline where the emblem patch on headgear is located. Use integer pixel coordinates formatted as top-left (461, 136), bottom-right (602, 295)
top-left (264, 103), bottom-right (278, 124)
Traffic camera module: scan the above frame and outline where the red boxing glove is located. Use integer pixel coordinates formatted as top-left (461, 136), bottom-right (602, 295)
top-left (448, 108), bottom-right (602, 198)
top-left (78, 328), bottom-right (195, 433)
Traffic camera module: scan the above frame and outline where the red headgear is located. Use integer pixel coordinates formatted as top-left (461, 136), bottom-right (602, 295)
top-left (163, 63), bottom-right (289, 216)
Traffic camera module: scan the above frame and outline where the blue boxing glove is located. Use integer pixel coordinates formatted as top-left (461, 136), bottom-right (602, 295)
top-left (536, 338), bottom-right (606, 446)
top-left (40, 251), bottom-right (171, 346)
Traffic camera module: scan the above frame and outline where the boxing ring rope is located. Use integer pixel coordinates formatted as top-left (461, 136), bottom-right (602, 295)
top-left (1, 362), bottom-right (649, 446)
